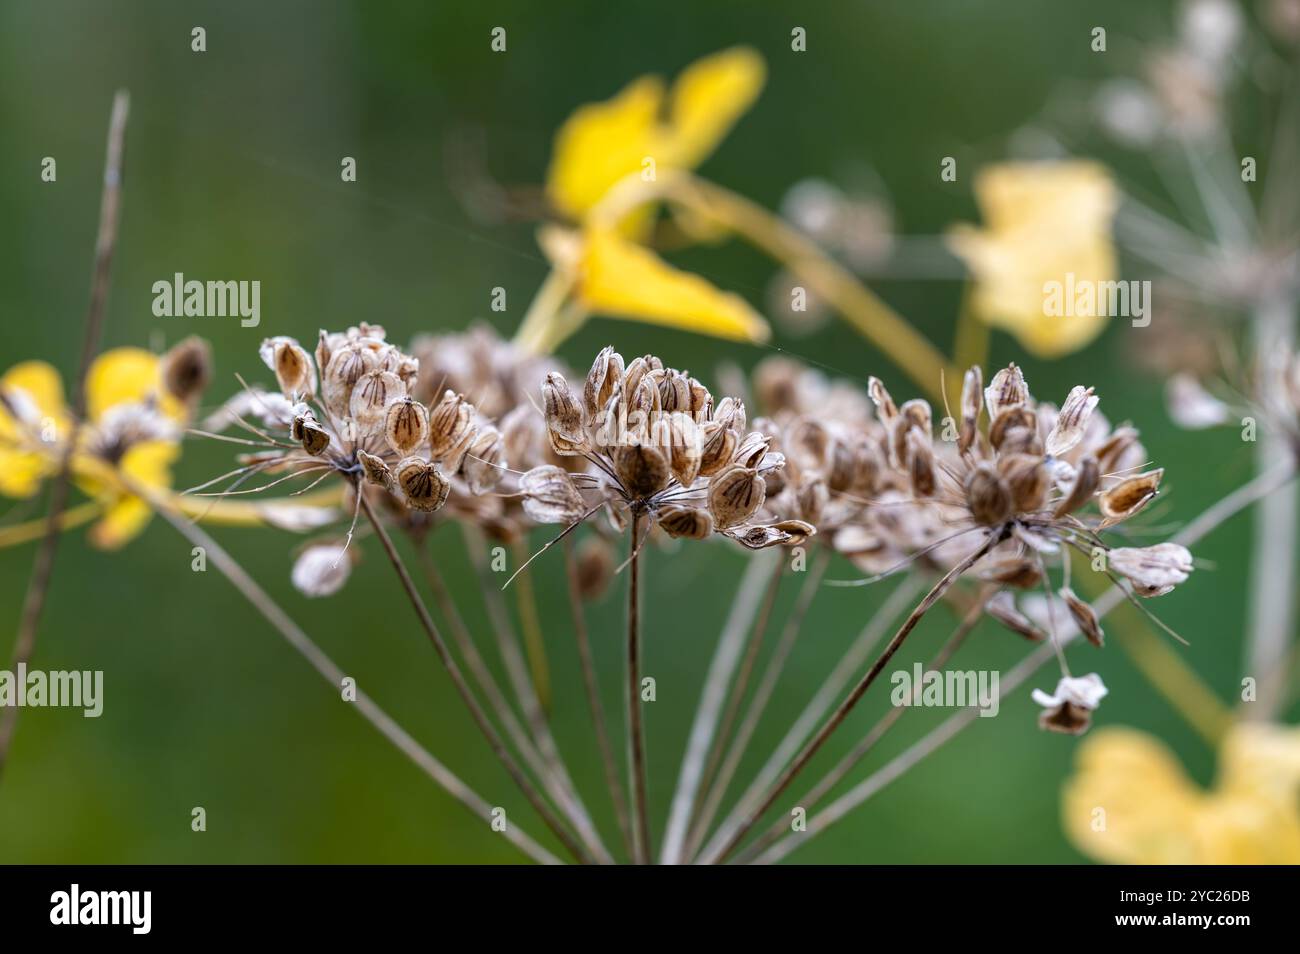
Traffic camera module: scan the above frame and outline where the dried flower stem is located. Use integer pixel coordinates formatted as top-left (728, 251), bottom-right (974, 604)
top-left (511, 540), bottom-right (553, 714)
top-left (461, 528), bottom-right (611, 862)
top-left (660, 550), bottom-right (782, 863)
top-left (706, 533), bottom-right (1000, 864)
top-left (684, 554), bottom-right (789, 855)
top-left (149, 497), bottom-right (560, 865)
top-left (733, 587), bottom-right (991, 865)
top-left (563, 538), bottom-right (635, 860)
top-left (359, 495), bottom-right (595, 864)
top-left (1244, 296), bottom-right (1297, 720)
top-left (699, 573), bottom-right (924, 863)
top-left (754, 462), bottom-right (1295, 863)
top-left (625, 513), bottom-right (652, 863)
top-left (686, 547), bottom-right (830, 859)
top-left (0, 91), bottom-right (129, 783)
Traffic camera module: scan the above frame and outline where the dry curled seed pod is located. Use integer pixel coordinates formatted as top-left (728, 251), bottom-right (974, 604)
top-left (1054, 455), bottom-right (1100, 517)
top-left (657, 505), bottom-right (714, 540)
top-left (323, 345), bottom-right (377, 418)
top-left (1060, 587), bottom-right (1105, 647)
top-left (708, 463), bottom-right (766, 529)
top-left (1099, 468), bottom-right (1164, 522)
top-left (357, 449), bottom-right (394, 490)
top-left (260, 337), bottom-right (314, 398)
top-left (965, 463), bottom-right (1012, 526)
top-left (519, 465), bottom-right (585, 524)
top-left (161, 336), bottom-right (213, 406)
top-left (428, 390), bottom-right (473, 462)
top-left (583, 346), bottom-right (624, 418)
top-left (1108, 543), bottom-right (1193, 593)
top-left (797, 477), bottom-right (829, 525)
top-left (1045, 386), bottom-right (1099, 457)
top-left (657, 413), bottom-right (702, 487)
top-left (988, 406), bottom-right (1038, 451)
top-left (542, 371), bottom-right (588, 456)
top-left (906, 430), bottom-right (936, 497)
top-left (396, 457), bottom-right (450, 513)
top-left (294, 414), bottom-right (331, 456)
top-left (613, 442), bottom-right (671, 499)
top-left (349, 370), bottom-right (403, 429)
top-left (698, 423), bottom-right (739, 477)
top-left (722, 520), bottom-right (813, 550)
top-left (985, 591), bottom-right (1044, 641)
top-left (867, 376), bottom-right (898, 423)
top-left (462, 426), bottom-right (505, 495)
top-left (384, 396), bottom-right (429, 457)
top-left (1000, 453), bottom-right (1048, 513)
top-left (984, 363), bottom-right (1028, 419)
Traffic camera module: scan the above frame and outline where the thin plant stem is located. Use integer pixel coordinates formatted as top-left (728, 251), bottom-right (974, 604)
top-left (733, 587), bottom-right (991, 865)
top-left (698, 572), bottom-right (924, 863)
top-left (706, 532), bottom-right (1000, 864)
top-left (684, 547), bottom-right (830, 860)
top-left (0, 91), bottom-right (130, 782)
top-left (461, 527), bottom-right (612, 863)
top-left (149, 497), bottom-right (560, 865)
top-left (659, 549), bottom-right (782, 864)
top-left (511, 540), bottom-right (553, 714)
top-left (563, 537), bottom-right (635, 860)
top-left (625, 513), bottom-right (651, 863)
top-left (684, 553), bottom-right (790, 856)
top-left (416, 542), bottom-right (595, 837)
top-left (754, 463), bottom-right (1296, 864)
top-left (359, 495), bottom-right (596, 865)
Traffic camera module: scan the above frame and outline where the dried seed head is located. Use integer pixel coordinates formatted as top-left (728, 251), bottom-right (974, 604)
top-left (965, 463), bottom-right (1013, 526)
top-left (583, 346), bottom-right (624, 418)
top-left (462, 426), bottom-right (505, 495)
top-left (157, 336), bottom-right (212, 408)
top-left (1099, 468), bottom-right (1163, 522)
top-left (984, 363), bottom-right (1028, 420)
top-left (1108, 543), bottom-right (1193, 594)
top-left (357, 449), bottom-right (394, 489)
top-left (657, 505), bottom-right (714, 539)
top-left (958, 365), bottom-right (983, 454)
top-left (520, 465), bottom-right (585, 524)
top-left (384, 397), bottom-right (429, 457)
top-left (542, 371), bottom-right (588, 456)
top-left (708, 463), bottom-right (766, 529)
top-left (428, 391), bottom-right (474, 462)
top-left (350, 370), bottom-right (404, 429)
top-left (613, 442), bottom-right (671, 499)
top-left (1046, 386), bottom-right (1099, 457)
top-left (396, 457), bottom-right (450, 513)
top-left (323, 345), bottom-right (377, 418)
top-left (1054, 455), bottom-right (1100, 517)
top-left (1060, 587), bottom-right (1105, 647)
top-left (985, 591), bottom-right (1044, 641)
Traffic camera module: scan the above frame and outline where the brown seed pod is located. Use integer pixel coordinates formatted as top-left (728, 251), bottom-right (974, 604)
top-left (698, 423), bottom-right (739, 477)
top-left (583, 346), bottom-right (624, 418)
top-left (428, 390), bottom-right (474, 462)
top-left (574, 535), bottom-right (614, 601)
top-left (797, 476), bottom-right (829, 525)
top-left (657, 505), bottom-right (714, 539)
top-left (349, 370), bottom-right (403, 429)
top-left (1054, 455), bottom-right (1100, 517)
top-left (396, 457), bottom-right (450, 513)
top-left (462, 426), bottom-right (505, 495)
top-left (161, 336), bottom-right (213, 406)
top-left (999, 453), bottom-right (1049, 512)
top-left (542, 372), bottom-right (588, 456)
top-left (323, 345), bottom-right (377, 418)
top-left (958, 365), bottom-right (983, 455)
top-left (984, 363), bottom-right (1028, 419)
top-left (985, 591), bottom-right (1044, 641)
top-left (1045, 386), bottom-right (1098, 457)
top-left (988, 406), bottom-right (1038, 451)
top-left (1107, 543), bottom-right (1193, 592)
top-left (293, 413), bottom-right (331, 456)
top-left (613, 442), bottom-right (671, 500)
top-left (965, 463), bottom-right (1013, 526)
top-left (906, 430), bottom-right (936, 497)
top-left (384, 397), bottom-right (429, 457)
top-left (357, 449), bottom-right (394, 490)
top-left (1060, 587), bottom-right (1105, 647)
top-left (1099, 468), bottom-right (1164, 522)
top-left (519, 465), bottom-right (585, 524)
top-left (708, 464), bottom-right (766, 529)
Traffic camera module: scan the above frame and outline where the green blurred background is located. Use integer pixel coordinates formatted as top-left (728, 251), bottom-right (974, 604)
top-left (0, 0), bottom-right (1275, 863)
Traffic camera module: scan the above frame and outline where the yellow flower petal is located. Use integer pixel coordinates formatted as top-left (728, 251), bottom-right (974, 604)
top-left (570, 227), bottom-right (768, 343)
top-left (546, 75), bottom-right (665, 222)
top-left (0, 361), bottom-right (68, 497)
top-left (946, 161), bottom-right (1119, 359)
top-left (665, 47), bottom-right (766, 170)
top-left (84, 439), bottom-right (179, 549)
top-left (86, 347), bottom-right (185, 423)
